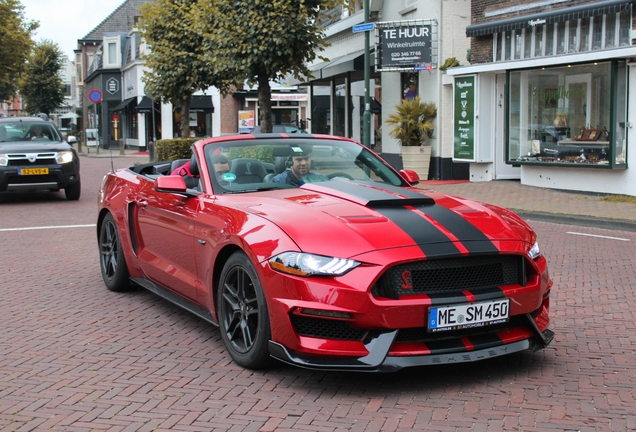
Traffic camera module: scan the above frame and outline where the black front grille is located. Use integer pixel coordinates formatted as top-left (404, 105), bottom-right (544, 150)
top-left (8, 174), bottom-right (58, 184)
top-left (374, 255), bottom-right (525, 299)
top-left (290, 315), bottom-right (367, 341)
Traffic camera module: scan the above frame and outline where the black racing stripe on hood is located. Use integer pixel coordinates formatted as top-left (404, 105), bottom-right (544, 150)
top-left (374, 207), bottom-right (460, 257)
top-left (468, 287), bottom-right (506, 302)
top-left (414, 205), bottom-right (499, 254)
top-left (314, 180), bottom-right (435, 206)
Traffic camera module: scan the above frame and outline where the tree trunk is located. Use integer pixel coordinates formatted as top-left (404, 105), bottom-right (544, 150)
top-left (257, 73), bottom-right (272, 133)
top-left (180, 97), bottom-right (191, 138)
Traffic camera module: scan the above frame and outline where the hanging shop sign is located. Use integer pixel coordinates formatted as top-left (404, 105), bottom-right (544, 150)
top-left (375, 20), bottom-right (437, 72)
top-left (453, 76), bottom-right (476, 161)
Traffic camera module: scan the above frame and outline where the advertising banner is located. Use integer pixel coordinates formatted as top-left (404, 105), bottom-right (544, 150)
top-left (238, 111), bottom-right (255, 134)
top-left (378, 24), bottom-right (432, 69)
top-left (453, 76), bottom-right (476, 161)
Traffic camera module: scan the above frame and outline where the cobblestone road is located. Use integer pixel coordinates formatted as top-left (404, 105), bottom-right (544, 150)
top-left (0, 156), bottom-right (634, 431)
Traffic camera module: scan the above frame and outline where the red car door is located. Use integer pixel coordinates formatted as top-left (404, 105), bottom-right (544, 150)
top-left (133, 180), bottom-right (200, 302)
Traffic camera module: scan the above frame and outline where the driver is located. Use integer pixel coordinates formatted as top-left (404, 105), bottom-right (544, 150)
top-left (271, 146), bottom-right (327, 186)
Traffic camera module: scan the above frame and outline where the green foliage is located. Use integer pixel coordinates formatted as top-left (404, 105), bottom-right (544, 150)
top-left (439, 57), bottom-right (460, 71)
top-left (385, 96), bottom-right (437, 146)
top-left (155, 138), bottom-right (198, 161)
top-left (138, 0), bottom-right (238, 138)
top-left (0, 0), bottom-right (38, 101)
top-left (194, 0), bottom-right (347, 133)
top-left (228, 145), bottom-right (275, 164)
top-left (20, 40), bottom-right (65, 115)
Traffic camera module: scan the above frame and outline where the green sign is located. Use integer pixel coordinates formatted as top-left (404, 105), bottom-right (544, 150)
top-left (454, 76), bottom-right (475, 160)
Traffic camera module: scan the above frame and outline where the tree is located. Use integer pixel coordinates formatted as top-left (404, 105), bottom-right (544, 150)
top-left (0, 0), bottom-right (38, 102)
top-left (195, 0), bottom-right (347, 133)
top-left (139, 0), bottom-right (237, 138)
top-left (20, 40), bottom-right (65, 115)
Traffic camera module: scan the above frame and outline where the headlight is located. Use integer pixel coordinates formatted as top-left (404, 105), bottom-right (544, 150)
top-left (0, 154), bottom-right (7, 166)
top-left (269, 252), bottom-right (360, 277)
top-left (56, 151), bottom-right (74, 164)
top-left (528, 242), bottom-right (541, 259)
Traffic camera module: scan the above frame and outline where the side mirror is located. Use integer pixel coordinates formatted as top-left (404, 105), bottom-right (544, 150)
top-left (67, 135), bottom-right (77, 144)
top-left (155, 175), bottom-right (187, 193)
top-left (400, 169), bottom-right (420, 185)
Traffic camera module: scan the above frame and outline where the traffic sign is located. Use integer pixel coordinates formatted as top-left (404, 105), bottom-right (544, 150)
top-left (352, 22), bottom-right (375, 33)
top-left (88, 89), bottom-right (102, 103)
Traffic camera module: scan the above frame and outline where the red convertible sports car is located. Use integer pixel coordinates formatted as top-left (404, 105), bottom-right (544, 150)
top-left (97, 134), bottom-right (554, 372)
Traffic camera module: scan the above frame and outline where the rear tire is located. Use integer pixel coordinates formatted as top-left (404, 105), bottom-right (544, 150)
top-left (217, 251), bottom-right (272, 369)
top-left (65, 179), bottom-right (81, 200)
top-left (99, 213), bottom-right (131, 292)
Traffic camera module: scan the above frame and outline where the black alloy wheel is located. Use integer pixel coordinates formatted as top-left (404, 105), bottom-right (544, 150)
top-left (218, 251), bottom-right (272, 369)
top-left (99, 213), bottom-right (131, 292)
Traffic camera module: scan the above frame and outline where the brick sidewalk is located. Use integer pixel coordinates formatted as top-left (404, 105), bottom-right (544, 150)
top-left (420, 180), bottom-right (636, 224)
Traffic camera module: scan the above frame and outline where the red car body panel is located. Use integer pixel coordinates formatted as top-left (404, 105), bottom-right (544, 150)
top-left (97, 134), bottom-right (554, 371)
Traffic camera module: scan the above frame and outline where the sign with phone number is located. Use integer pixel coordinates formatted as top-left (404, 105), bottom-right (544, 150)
top-left (379, 25), bottom-right (432, 69)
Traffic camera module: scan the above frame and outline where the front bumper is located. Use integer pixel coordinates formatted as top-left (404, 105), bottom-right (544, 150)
top-left (0, 163), bottom-right (79, 192)
top-left (269, 314), bottom-right (555, 372)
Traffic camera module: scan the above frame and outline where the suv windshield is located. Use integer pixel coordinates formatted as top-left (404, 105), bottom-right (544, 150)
top-left (0, 121), bottom-right (62, 143)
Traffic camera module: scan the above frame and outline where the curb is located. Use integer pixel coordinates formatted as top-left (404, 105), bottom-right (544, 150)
top-left (512, 209), bottom-right (636, 232)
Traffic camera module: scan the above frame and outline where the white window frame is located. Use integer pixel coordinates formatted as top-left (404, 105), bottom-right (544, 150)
top-left (104, 37), bottom-right (121, 68)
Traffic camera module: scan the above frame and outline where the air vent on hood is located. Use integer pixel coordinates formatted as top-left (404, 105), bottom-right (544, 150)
top-left (303, 180), bottom-right (435, 208)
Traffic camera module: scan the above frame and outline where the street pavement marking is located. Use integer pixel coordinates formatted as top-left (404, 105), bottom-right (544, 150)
top-left (0, 224), bottom-right (96, 232)
top-left (566, 232), bottom-right (630, 241)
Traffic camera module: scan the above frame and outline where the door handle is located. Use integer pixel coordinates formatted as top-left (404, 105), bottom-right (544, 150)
top-left (136, 199), bottom-right (148, 207)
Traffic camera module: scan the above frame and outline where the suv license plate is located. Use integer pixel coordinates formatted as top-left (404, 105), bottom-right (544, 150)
top-left (428, 299), bottom-right (509, 332)
top-left (19, 168), bottom-right (49, 175)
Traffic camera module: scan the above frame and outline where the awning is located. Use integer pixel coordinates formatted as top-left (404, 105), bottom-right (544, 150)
top-left (59, 112), bottom-right (79, 119)
top-left (135, 96), bottom-right (159, 114)
top-left (111, 97), bottom-right (136, 112)
top-left (189, 95), bottom-right (214, 113)
top-left (466, 0), bottom-right (634, 37)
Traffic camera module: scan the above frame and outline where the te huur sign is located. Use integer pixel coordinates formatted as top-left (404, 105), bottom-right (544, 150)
top-left (379, 24), bottom-right (432, 69)
top-left (453, 76), bottom-right (476, 161)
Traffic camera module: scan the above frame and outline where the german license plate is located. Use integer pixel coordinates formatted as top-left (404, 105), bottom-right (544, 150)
top-left (19, 168), bottom-right (49, 175)
top-left (428, 299), bottom-right (509, 332)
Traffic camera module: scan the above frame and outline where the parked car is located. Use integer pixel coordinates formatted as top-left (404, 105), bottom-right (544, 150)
top-left (250, 124), bottom-right (307, 134)
top-left (97, 133), bottom-right (554, 371)
top-left (0, 117), bottom-right (81, 200)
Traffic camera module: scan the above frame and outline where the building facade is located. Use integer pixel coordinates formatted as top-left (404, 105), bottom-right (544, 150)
top-left (445, 0), bottom-right (636, 196)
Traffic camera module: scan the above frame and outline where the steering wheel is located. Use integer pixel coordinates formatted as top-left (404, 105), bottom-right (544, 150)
top-left (328, 172), bottom-right (354, 180)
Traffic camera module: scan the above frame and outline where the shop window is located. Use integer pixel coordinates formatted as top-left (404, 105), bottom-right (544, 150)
top-left (496, 33), bottom-right (503, 61)
top-left (592, 16), bottom-right (602, 50)
top-left (619, 10), bottom-right (631, 46)
top-left (556, 22), bottom-right (566, 55)
top-left (402, 72), bottom-right (418, 99)
top-left (504, 32), bottom-right (512, 60)
top-left (580, 18), bottom-right (590, 52)
top-left (568, 21), bottom-right (578, 53)
top-left (534, 26), bottom-right (543, 57)
top-left (514, 30), bottom-right (522, 59)
top-left (605, 14), bottom-right (616, 48)
top-left (545, 24), bottom-right (554, 56)
top-left (523, 28), bottom-right (532, 59)
top-left (508, 61), bottom-right (626, 168)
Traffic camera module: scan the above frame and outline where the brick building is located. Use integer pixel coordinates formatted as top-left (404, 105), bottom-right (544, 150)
top-left (445, 0), bottom-right (636, 196)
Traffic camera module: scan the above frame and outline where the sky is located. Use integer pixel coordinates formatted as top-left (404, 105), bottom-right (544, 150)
top-left (20, 0), bottom-right (124, 61)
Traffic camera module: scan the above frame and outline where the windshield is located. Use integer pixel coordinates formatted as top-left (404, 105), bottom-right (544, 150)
top-left (204, 138), bottom-right (408, 194)
top-left (0, 121), bottom-right (62, 143)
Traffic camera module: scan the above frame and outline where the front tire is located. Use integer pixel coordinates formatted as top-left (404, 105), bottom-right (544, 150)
top-left (217, 251), bottom-right (272, 369)
top-left (65, 179), bottom-right (81, 200)
top-left (99, 212), bottom-right (131, 292)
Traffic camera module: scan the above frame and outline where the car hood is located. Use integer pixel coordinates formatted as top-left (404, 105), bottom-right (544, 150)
top-left (0, 142), bottom-right (71, 153)
top-left (227, 180), bottom-right (535, 259)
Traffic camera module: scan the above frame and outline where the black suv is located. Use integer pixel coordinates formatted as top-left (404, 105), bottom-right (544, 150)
top-left (0, 117), bottom-right (81, 200)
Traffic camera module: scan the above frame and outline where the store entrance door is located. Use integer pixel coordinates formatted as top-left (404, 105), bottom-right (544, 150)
top-left (272, 108), bottom-right (299, 126)
top-left (494, 73), bottom-right (520, 179)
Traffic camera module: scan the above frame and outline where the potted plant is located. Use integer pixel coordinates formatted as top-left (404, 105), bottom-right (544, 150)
top-left (385, 96), bottom-right (437, 179)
